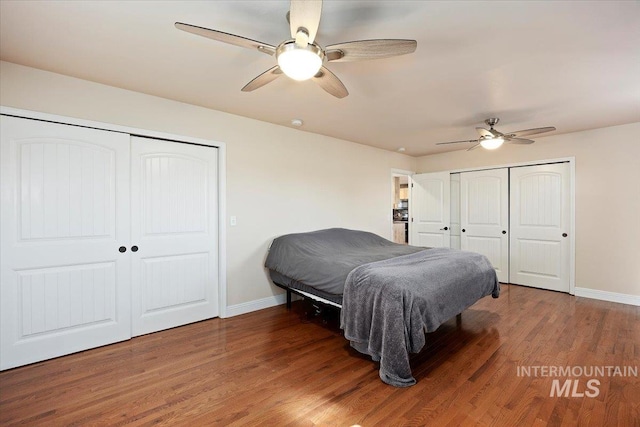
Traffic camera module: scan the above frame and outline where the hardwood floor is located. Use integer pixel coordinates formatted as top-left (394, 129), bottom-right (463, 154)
top-left (1, 284), bottom-right (638, 426)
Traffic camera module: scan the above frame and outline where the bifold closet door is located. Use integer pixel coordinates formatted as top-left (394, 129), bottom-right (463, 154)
top-left (460, 169), bottom-right (509, 282)
top-left (130, 137), bottom-right (219, 336)
top-left (510, 163), bottom-right (570, 292)
top-left (0, 116), bottom-right (131, 370)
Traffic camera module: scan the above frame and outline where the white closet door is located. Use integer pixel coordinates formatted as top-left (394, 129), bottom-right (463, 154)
top-left (410, 172), bottom-right (450, 247)
top-left (461, 168), bottom-right (509, 282)
top-left (450, 173), bottom-right (461, 250)
top-left (0, 116), bottom-right (131, 370)
top-left (510, 163), bottom-right (570, 292)
top-left (130, 137), bottom-right (218, 336)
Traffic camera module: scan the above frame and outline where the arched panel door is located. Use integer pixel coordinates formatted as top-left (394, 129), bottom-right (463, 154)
top-left (130, 136), bottom-right (219, 336)
top-left (460, 169), bottom-right (509, 282)
top-left (0, 115), bottom-right (131, 370)
top-left (510, 163), bottom-right (570, 292)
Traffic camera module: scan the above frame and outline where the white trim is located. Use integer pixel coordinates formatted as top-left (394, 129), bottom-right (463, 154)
top-left (0, 106), bottom-right (220, 148)
top-left (390, 168), bottom-right (414, 241)
top-left (568, 159), bottom-right (576, 296)
top-left (574, 287), bottom-right (640, 307)
top-left (446, 157), bottom-right (576, 174)
top-left (217, 141), bottom-right (228, 318)
top-left (225, 294), bottom-right (288, 317)
top-left (391, 168), bottom-right (415, 176)
top-left (1, 106), bottom-right (229, 319)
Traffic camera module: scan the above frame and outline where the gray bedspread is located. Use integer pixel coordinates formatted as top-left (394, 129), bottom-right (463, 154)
top-left (340, 247), bottom-right (499, 387)
top-left (265, 228), bottom-right (424, 295)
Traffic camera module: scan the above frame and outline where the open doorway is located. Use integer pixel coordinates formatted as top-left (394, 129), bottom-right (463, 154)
top-left (391, 170), bottom-right (411, 244)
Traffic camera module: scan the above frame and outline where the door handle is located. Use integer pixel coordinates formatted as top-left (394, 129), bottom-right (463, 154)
top-left (462, 229), bottom-right (466, 233)
top-left (440, 226), bottom-right (448, 231)
top-left (562, 233), bottom-right (568, 237)
top-left (118, 246), bottom-right (126, 253)
top-left (502, 230), bottom-right (507, 235)
top-left (131, 245), bottom-right (139, 252)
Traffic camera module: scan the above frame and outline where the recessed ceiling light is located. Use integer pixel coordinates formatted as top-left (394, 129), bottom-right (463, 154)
top-left (291, 118), bottom-right (303, 127)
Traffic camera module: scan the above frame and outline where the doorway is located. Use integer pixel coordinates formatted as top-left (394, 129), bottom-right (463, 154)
top-left (391, 170), bottom-right (412, 244)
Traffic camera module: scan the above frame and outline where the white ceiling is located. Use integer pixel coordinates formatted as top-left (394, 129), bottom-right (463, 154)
top-left (1, 1), bottom-right (638, 156)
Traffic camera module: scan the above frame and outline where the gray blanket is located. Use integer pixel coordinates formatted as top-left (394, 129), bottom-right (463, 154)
top-left (265, 228), bottom-right (424, 295)
top-left (340, 247), bottom-right (499, 387)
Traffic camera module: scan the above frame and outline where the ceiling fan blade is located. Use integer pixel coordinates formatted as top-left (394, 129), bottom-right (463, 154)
top-left (436, 139), bottom-right (479, 145)
top-left (290, 0), bottom-right (323, 45)
top-left (507, 137), bottom-right (535, 144)
top-left (312, 66), bottom-right (348, 98)
top-left (475, 127), bottom-right (494, 138)
top-left (467, 143), bottom-right (481, 151)
top-left (505, 126), bottom-right (556, 138)
top-left (241, 66), bottom-right (283, 92)
top-left (175, 22), bottom-right (276, 56)
top-left (325, 39), bottom-right (417, 62)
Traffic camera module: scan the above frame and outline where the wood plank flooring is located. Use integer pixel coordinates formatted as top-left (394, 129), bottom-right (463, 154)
top-left (1, 284), bottom-right (638, 426)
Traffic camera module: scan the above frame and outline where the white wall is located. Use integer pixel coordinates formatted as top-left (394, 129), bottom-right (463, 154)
top-left (4, 60), bottom-right (637, 306)
top-left (0, 61), bottom-right (416, 309)
top-left (416, 123), bottom-right (640, 298)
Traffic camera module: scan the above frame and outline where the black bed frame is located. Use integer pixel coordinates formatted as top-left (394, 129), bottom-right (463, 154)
top-left (274, 281), bottom-right (462, 326)
top-left (273, 282), bottom-right (462, 328)
top-left (273, 282), bottom-right (341, 309)
top-left (272, 282), bottom-right (345, 324)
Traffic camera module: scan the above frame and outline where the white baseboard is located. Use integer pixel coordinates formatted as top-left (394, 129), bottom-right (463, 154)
top-left (574, 287), bottom-right (640, 307)
top-left (224, 287), bottom-right (640, 317)
top-left (224, 293), bottom-right (288, 318)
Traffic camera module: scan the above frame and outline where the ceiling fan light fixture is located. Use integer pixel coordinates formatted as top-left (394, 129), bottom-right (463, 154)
top-left (176, 0), bottom-right (417, 98)
top-left (435, 118), bottom-right (555, 150)
top-left (277, 41), bottom-right (324, 81)
top-left (480, 137), bottom-right (504, 150)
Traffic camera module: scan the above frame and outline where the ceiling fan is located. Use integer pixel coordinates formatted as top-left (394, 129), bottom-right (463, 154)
top-left (436, 118), bottom-right (556, 151)
top-left (175, 0), bottom-right (417, 98)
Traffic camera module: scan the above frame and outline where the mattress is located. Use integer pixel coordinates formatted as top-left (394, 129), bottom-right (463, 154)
top-left (265, 227), bottom-right (424, 297)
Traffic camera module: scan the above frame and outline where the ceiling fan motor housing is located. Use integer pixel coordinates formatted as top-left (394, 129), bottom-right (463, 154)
top-left (485, 118), bottom-right (500, 127)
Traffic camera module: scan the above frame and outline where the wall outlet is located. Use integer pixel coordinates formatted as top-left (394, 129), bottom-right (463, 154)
top-left (230, 216), bottom-right (237, 226)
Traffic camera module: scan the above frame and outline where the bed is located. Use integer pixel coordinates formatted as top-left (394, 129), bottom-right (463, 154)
top-left (265, 228), bottom-right (500, 387)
